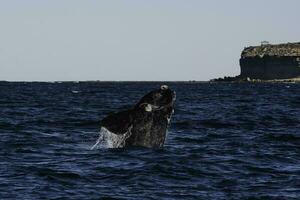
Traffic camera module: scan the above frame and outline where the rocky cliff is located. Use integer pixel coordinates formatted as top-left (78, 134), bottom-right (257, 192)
top-left (240, 42), bottom-right (300, 80)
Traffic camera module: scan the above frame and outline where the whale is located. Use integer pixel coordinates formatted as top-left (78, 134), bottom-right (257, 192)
top-left (99, 85), bottom-right (176, 148)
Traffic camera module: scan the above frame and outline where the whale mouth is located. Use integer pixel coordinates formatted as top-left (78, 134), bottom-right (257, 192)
top-left (138, 91), bottom-right (175, 111)
top-left (135, 85), bottom-right (176, 112)
top-left (163, 91), bottom-right (175, 108)
top-left (151, 91), bottom-right (176, 111)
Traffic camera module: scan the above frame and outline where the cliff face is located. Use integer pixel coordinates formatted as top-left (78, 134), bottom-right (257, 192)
top-left (240, 42), bottom-right (300, 80)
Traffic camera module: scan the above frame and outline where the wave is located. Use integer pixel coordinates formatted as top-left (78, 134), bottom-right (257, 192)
top-left (173, 119), bottom-right (235, 129)
top-left (263, 133), bottom-right (300, 142)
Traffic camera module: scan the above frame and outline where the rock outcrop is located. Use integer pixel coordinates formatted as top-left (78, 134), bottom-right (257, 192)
top-left (240, 42), bottom-right (300, 80)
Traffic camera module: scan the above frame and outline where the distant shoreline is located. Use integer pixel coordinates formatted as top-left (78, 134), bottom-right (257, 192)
top-left (210, 76), bottom-right (300, 83)
top-left (0, 80), bottom-right (299, 83)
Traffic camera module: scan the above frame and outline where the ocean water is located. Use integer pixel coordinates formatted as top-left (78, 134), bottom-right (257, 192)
top-left (0, 82), bottom-right (300, 200)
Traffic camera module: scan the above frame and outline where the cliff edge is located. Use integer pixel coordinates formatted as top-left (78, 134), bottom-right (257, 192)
top-left (240, 42), bottom-right (300, 80)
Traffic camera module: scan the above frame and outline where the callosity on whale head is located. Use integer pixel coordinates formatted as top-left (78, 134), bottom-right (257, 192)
top-left (100, 85), bottom-right (176, 148)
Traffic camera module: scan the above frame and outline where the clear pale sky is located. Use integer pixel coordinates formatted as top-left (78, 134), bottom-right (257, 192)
top-left (0, 0), bottom-right (299, 81)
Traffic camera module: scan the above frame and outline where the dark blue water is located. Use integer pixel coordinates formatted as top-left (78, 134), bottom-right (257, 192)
top-left (1, 82), bottom-right (300, 199)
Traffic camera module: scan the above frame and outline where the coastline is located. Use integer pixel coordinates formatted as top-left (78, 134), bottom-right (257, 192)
top-left (210, 76), bottom-right (300, 83)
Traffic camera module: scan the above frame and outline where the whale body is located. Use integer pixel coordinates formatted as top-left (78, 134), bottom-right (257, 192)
top-left (100, 85), bottom-right (176, 148)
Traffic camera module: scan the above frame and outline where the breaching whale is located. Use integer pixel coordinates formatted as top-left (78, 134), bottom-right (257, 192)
top-left (98, 85), bottom-right (176, 148)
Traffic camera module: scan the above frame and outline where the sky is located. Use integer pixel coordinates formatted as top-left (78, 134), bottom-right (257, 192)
top-left (0, 0), bottom-right (300, 81)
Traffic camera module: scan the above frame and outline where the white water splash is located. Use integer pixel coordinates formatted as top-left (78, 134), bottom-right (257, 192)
top-left (91, 126), bottom-right (132, 149)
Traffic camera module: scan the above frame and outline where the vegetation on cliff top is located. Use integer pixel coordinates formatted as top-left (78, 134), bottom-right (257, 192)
top-left (241, 42), bottom-right (300, 58)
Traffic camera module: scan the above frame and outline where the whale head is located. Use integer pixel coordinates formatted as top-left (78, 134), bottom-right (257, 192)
top-left (135, 84), bottom-right (176, 115)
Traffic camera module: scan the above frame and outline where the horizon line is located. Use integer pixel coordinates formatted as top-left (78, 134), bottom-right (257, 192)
top-left (0, 80), bottom-right (209, 83)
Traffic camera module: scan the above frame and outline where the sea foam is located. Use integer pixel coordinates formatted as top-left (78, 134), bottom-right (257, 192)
top-left (91, 126), bottom-right (132, 149)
